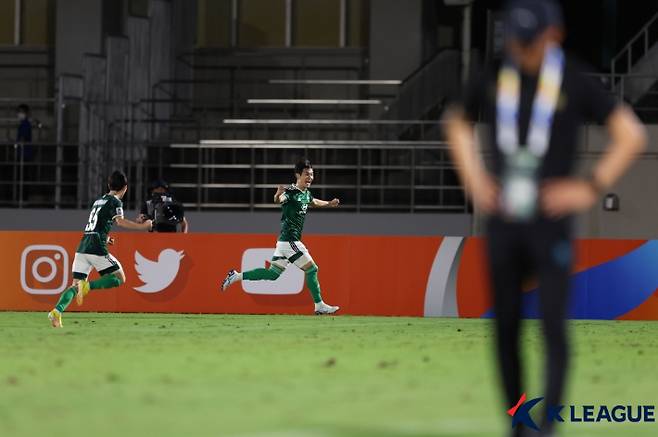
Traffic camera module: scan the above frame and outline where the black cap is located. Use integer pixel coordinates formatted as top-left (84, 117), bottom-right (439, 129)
top-left (150, 179), bottom-right (169, 190)
top-left (504, 0), bottom-right (563, 45)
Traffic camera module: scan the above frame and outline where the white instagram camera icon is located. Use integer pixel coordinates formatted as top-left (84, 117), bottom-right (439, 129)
top-left (241, 248), bottom-right (304, 295)
top-left (20, 245), bottom-right (70, 295)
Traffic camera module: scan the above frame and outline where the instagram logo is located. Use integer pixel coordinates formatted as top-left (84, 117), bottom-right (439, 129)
top-left (20, 245), bottom-right (69, 295)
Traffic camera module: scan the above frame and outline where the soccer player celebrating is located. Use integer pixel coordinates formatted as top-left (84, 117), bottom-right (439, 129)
top-left (221, 159), bottom-right (340, 315)
top-left (47, 171), bottom-right (152, 328)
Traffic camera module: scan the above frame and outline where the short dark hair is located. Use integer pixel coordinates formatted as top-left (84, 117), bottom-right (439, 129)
top-left (108, 170), bottom-right (128, 191)
top-left (17, 104), bottom-right (30, 114)
top-left (294, 159), bottom-right (312, 176)
top-left (149, 179), bottom-right (169, 191)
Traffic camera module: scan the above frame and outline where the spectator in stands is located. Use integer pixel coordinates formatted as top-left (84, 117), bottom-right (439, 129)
top-left (15, 104), bottom-right (35, 201)
top-left (16, 104), bottom-right (32, 144)
top-left (16, 104), bottom-right (34, 161)
top-left (137, 179), bottom-right (189, 233)
top-left (444, 1), bottom-right (646, 436)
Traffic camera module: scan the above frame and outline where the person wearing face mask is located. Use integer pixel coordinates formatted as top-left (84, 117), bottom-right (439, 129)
top-left (443, 1), bottom-right (647, 435)
top-left (15, 104), bottom-right (34, 201)
top-left (16, 104), bottom-right (32, 144)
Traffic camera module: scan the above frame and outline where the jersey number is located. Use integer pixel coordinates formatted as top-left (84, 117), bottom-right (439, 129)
top-left (85, 207), bottom-right (100, 231)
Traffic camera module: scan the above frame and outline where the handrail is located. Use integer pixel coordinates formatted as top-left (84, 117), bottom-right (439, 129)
top-left (383, 50), bottom-right (460, 121)
top-left (222, 119), bottom-right (441, 125)
top-left (0, 97), bottom-right (56, 103)
top-left (585, 72), bottom-right (658, 109)
top-left (0, 141), bottom-right (78, 146)
top-left (399, 48), bottom-right (454, 85)
top-left (196, 139), bottom-right (446, 145)
top-left (246, 98), bottom-right (381, 105)
top-left (268, 79), bottom-right (401, 85)
top-left (610, 11), bottom-right (658, 79)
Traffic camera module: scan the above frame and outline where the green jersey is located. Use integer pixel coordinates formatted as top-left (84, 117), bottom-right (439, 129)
top-left (77, 194), bottom-right (124, 255)
top-left (278, 185), bottom-right (313, 242)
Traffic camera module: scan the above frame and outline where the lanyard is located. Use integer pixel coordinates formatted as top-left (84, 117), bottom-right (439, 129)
top-left (496, 45), bottom-right (565, 158)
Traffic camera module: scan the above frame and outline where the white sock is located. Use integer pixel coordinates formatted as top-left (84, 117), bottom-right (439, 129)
top-left (314, 301), bottom-right (324, 309)
top-left (236, 272), bottom-right (243, 281)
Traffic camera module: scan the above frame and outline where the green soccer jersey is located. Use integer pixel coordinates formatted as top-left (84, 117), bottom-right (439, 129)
top-left (278, 185), bottom-right (313, 242)
top-left (77, 194), bottom-right (124, 255)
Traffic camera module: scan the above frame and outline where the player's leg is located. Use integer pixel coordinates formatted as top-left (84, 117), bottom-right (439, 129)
top-left (49, 280), bottom-right (79, 328)
top-left (221, 244), bottom-right (288, 290)
top-left (48, 253), bottom-right (91, 327)
top-left (291, 241), bottom-right (339, 315)
top-left (76, 254), bottom-right (125, 305)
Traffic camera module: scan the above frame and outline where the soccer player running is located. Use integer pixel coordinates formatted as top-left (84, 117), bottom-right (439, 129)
top-left (221, 159), bottom-right (340, 315)
top-left (48, 171), bottom-right (152, 327)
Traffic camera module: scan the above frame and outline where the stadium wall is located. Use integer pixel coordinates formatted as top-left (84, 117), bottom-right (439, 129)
top-left (0, 211), bottom-right (472, 236)
top-left (1, 232), bottom-right (656, 320)
top-left (473, 124), bottom-right (658, 239)
top-left (577, 124), bottom-right (658, 240)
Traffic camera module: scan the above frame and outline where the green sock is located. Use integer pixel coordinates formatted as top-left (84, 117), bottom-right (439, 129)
top-left (90, 274), bottom-right (122, 290)
top-left (243, 266), bottom-right (282, 281)
top-left (54, 286), bottom-right (76, 313)
top-left (305, 265), bottom-right (322, 304)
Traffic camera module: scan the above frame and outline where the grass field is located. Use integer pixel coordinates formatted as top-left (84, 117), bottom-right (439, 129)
top-left (0, 312), bottom-right (656, 437)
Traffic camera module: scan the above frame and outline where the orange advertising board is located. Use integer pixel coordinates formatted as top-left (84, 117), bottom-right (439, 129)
top-left (2, 231), bottom-right (657, 320)
top-left (0, 232), bottom-right (441, 316)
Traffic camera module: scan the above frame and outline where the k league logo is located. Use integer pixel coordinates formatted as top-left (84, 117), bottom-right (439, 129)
top-left (508, 393), bottom-right (656, 431)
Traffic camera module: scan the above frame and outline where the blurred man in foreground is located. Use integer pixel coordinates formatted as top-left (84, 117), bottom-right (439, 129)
top-left (443, 0), bottom-right (646, 435)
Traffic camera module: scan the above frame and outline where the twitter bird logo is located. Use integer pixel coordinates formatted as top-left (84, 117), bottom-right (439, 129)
top-left (134, 249), bottom-right (185, 293)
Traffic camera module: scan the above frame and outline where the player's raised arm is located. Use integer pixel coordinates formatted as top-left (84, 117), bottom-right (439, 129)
top-left (274, 185), bottom-right (287, 203)
top-left (311, 198), bottom-right (340, 208)
top-left (115, 216), bottom-right (153, 231)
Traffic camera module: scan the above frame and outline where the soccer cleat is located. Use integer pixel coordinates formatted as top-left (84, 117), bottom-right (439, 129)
top-left (314, 302), bottom-right (340, 315)
top-left (48, 309), bottom-right (63, 328)
top-left (76, 280), bottom-right (90, 306)
top-left (221, 269), bottom-right (239, 291)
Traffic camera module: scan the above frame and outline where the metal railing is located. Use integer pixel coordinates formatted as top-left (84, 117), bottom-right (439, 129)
top-left (217, 119), bottom-right (443, 141)
top-left (145, 141), bottom-right (466, 213)
top-left (610, 11), bottom-right (658, 79)
top-left (585, 73), bottom-right (658, 120)
top-left (0, 141), bottom-right (78, 208)
top-left (383, 50), bottom-right (460, 121)
top-left (0, 96), bottom-right (56, 142)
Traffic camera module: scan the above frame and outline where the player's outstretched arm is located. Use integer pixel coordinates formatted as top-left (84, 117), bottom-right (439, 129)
top-left (115, 217), bottom-right (153, 231)
top-left (312, 198), bottom-right (340, 208)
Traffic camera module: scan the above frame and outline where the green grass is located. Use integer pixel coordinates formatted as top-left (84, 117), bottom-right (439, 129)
top-left (0, 312), bottom-right (656, 437)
